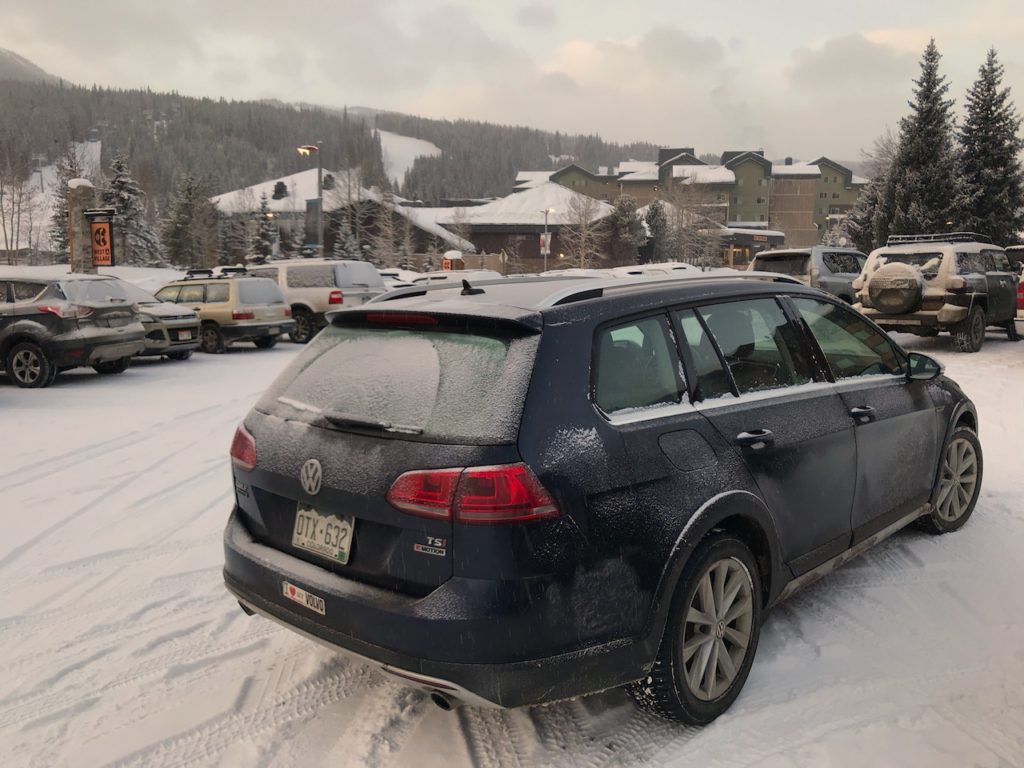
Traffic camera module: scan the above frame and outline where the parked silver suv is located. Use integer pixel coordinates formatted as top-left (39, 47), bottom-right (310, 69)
top-left (748, 247), bottom-right (866, 303)
top-left (853, 233), bottom-right (1019, 352)
top-left (249, 259), bottom-right (386, 343)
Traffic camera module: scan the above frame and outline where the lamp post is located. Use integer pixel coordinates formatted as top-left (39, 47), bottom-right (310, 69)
top-left (297, 141), bottom-right (323, 255)
top-left (540, 207), bottom-right (555, 272)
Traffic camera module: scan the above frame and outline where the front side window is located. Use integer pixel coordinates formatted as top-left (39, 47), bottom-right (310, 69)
top-left (697, 298), bottom-right (814, 395)
top-left (593, 316), bottom-right (683, 414)
top-left (178, 284), bottom-right (206, 304)
top-left (792, 297), bottom-right (904, 379)
top-left (155, 285), bottom-right (181, 303)
top-left (984, 249), bottom-right (1010, 272)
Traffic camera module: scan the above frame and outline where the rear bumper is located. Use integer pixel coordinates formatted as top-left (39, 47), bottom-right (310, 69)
top-left (856, 303), bottom-right (969, 328)
top-left (47, 326), bottom-right (147, 367)
top-left (221, 320), bottom-right (295, 342)
top-left (222, 509), bottom-right (650, 707)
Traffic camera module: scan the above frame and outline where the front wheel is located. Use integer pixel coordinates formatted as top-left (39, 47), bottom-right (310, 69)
top-left (254, 336), bottom-right (278, 349)
top-left (628, 534), bottom-right (762, 724)
top-left (952, 307), bottom-right (985, 353)
top-left (200, 323), bottom-right (225, 354)
top-left (919, 426), bottom-right (983, 534)
top-left (93, 357), bottom-right (131, 375)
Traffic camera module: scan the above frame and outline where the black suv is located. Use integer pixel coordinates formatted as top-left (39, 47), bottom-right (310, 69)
top-left (223, 273), bottom-right (982, 724)
top-left (1, 271), bottom-right (146, 388)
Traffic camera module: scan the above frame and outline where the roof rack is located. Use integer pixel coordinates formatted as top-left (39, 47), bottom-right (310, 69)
top-left (886, 232), bottom-right (992, 245)
top-left (183, 266), bottom-right (249, 280)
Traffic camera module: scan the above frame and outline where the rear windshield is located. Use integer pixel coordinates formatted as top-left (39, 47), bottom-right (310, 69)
top-left (256, 325), bottom-right (538, 444)
top-left (61, 279), bottom-right (132, 303)
top-left (822, 252), bottom-right (864, 274)
top-left (875, 251), bottom-right (942, 278)
top-left (237, 278), bottom-right (285, 304)
top-left (752, 253), bottom-right (809, 276)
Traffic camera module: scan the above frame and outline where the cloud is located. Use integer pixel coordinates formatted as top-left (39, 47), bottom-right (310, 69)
top-left (787, 34), bottom-right (917, 90)
top-left (516, 3), bottom-right (556, 29)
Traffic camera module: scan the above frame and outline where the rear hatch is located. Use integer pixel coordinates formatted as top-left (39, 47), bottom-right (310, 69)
top-left (237, 278), bottom-right (291, 324)
top-left (237, 310), bottom-right (541, 595)
top-left (60, 278), bottom-right (140, 327)
top-left (750, 252), bottom-right (811, 283)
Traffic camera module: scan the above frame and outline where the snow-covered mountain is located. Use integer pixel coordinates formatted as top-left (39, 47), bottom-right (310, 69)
top-left (0, 48), bottom-right (58, 83)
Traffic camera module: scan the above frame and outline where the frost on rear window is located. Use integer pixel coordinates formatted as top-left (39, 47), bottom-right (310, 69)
top-left (256, 325), bottom-right (538, 444)
top-left (238, 278), bottom-right (285, 304)
top-left (874, 251), bottom-right (942, 278)
top-left (288, 265), bottom-right (337, 288)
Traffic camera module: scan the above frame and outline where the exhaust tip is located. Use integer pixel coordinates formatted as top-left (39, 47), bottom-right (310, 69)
top-left (429, 691), bottom-right (455, 711)
top-left (238, 601), bottom-right (255, 616)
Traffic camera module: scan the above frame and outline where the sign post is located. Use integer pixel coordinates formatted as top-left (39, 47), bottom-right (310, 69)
top-left (84, 208), bottom-right (116, 269)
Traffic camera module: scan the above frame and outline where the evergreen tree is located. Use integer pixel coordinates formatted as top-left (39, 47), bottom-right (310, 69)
top-left (49, 146), bottom-right (81, 256)
top-left (644, 200), bottom-right (672, 264)
top-left (255, 192), bottom-right (275, 258)
top-left (847, 179), bottom-right (881, 253)
top-left (880, 39), bottom-right (966, 239)
top-left (331, 214), bottom-right (361, 259)
top-left (101, 153), bottom-right (159, 264)
top-left (959, 48), bottom-right (1024, 245)
top-left (161, 175), bottom-right (218, 267)
top-left (608, 195), bottom-right (645, 264)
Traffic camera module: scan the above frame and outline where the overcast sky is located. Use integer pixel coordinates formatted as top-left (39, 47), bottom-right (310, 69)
top-left (2, 0), bottom-right (1023, 161)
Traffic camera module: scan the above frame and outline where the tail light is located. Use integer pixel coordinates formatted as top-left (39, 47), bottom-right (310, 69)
top-left (1017, 282), bottom-right (1024, 310)
top-left (365, 312), bottom-right (438, 326)
top-left (329, 290), bottom-right (344, 305)
top-left (230, 424), bottom-right (257, 471)
top-left (39, 303), bottom-right (93, 319)
top-left (386, 463), bottom-right (560, 524)
top-left (284, 307), bottom-right (293, 317)
top-left (232, 309), bottom-right (256, 320)
top-left (947, 276), bottom-right (968, 292)
top-left (386, 468), bottom-right (462, 519)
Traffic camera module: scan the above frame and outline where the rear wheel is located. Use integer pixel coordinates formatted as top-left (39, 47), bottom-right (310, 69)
top-left (952, 307), bottom-right (985, 353)
top-left (200, 323), bottom-right (225, 354)
top-left (6, 342), bottom-right (54, 388)
top-left (919, 427), bottom-right (983, 534)
top-left (289, 309), bottom-right (315, 344)
top-left (93, 357), bottom-right (131, 375)
top-left (254, 336), bottom-right (278, 349)
top-left (628, 534), bottom-right (761, 724)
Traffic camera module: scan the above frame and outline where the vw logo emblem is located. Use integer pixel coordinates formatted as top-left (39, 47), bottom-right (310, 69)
top-left (300, 459), bottom-right (322, 496)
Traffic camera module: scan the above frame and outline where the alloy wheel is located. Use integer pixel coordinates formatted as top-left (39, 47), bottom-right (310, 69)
top-left (936, 437), bottom-right (979, 522)
top-left (971, 313), bottom-right (985, 348)
top-left (12, 348), bottom-right (42, 385)
top-left (682, 557), bottom-right (754, 701)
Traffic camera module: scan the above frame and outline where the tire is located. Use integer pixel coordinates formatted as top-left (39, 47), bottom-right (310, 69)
top-left (93, 357), bottom-right (131, 375)
top-left (254, 336), bottom-right (278, 349)
top-left (6, 341), bottom-right (54, 389)
top-left (200, 323), bottom-right (225, 354)
top-left (166, 350), bottom-right (194, 361)
top-left (1005, 321), bottom-right (1021, 342)
top-left (919, 426), bottom-right (983, 535)
top-left (289, 309), bottom-right (315, 344)
top-left (628, 534), bottom-right (762, 724)
top-left (952, 306), bottom-right (986, 353)
top-left (867, 262), bottom-right (924, 314)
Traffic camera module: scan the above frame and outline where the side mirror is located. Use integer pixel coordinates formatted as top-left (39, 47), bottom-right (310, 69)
top-left (907, 352), bottom-right (943, 381)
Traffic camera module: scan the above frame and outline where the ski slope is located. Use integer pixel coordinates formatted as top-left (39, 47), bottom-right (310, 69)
top-left (378, 131), bottom-right (441, 186)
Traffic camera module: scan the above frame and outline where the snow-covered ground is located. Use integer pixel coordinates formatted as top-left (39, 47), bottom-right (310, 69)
top-left (377, 131), bottom-right (441, 186)
top-left (1, 333), bottom-right (1023, 767)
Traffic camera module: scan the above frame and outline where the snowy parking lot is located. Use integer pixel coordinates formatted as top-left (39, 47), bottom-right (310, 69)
top-left (2, 334), bottom-right (1023, 768)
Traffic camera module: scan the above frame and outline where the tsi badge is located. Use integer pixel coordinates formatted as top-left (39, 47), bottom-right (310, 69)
top-left (300, 459), bottom-right (323, 496)
top-left (414, 536), bottom-right (447, 557)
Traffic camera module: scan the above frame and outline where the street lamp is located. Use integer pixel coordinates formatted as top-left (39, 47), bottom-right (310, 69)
top-left (297, 141), bottom-right (323, 255)
top-left (540, 207), bottom-right (555, 272)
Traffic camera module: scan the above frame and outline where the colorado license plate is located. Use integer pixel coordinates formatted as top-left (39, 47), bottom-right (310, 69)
top-left (292, 505), bottom-right (354, 564)
top-left (178, 329), bottom-right (193, 340)
top-left (268, 327), bottom-right (280, 335)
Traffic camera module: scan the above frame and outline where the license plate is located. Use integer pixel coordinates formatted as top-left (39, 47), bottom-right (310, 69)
top-left (291, 505), bottom-right (354, 564)
top-left (282, 581), bottom-right (325, 615)
top-left (267, 327), bottom-right (280, 335)
top-left (178, 329), bottom-right (193, 340)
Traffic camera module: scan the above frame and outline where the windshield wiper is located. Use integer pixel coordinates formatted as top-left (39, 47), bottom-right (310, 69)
top-left (276, 397), bottom-right (422, 435)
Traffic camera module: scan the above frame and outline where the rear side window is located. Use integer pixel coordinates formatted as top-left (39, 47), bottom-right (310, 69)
top-left (258, 325), bottom-right (538, 444)
top-left (206, 283), bottom-right (230, 303)
top-left (792, 298), bottom-right (904, 378)
top-left (697, 298), bottom-right (814, 395)
top-left (753, 253), bottom-right (809, 276)
top-left (288, 265), bottom-right (337, 288)
top-left (822, 252), bottom-right (863, 274)
top-left (10, 281), bottom-right (46, 301)
top-left (675, 309), bottom-right (733, 400)
top-left (593, 316), bottom-right (683, 414)
top-left (957, 251), bottom-right (993, 275)
top-left (238, 278), bottom-right (284, 304)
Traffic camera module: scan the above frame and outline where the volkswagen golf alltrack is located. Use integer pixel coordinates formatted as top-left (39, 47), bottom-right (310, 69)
top-left (222, 273), bottom-right (982, 724)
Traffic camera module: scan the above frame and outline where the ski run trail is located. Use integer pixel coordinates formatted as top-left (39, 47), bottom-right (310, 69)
top-left (2, 333), bottom-right (1023, 768)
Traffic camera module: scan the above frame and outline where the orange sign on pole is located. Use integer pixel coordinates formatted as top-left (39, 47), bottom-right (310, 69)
top-left (89, 219), bottom-right (114, 267)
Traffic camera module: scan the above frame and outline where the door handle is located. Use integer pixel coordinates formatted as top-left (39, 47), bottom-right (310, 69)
top-left (735, 429), bottom-right (774, 450)
top-left (849, 405), bottom-right (876, 423)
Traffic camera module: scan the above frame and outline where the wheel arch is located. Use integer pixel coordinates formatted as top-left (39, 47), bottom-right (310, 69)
top-left (1, 331), bottom-right (48, 363)
top-left (930, 399), bottom-right (980, 505)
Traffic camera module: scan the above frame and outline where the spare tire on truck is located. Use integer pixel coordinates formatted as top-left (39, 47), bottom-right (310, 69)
top-left (867, 262), bottom-right (925, 314)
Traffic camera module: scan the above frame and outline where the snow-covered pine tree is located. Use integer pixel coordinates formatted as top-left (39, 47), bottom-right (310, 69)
top-left (959, 48), bottom-right (1024, 246)
top-left (880, 39), bottom-right (966, 239)
top-left (255, 193), bottom-right (275, 259)
top-left (332, 214), bottom-right (361, 259)
top-left (609, 195), bottom-right (645, 264)
top-left (102, 154), bottom-right (159, 265)
top-left (643, 200), bottom-right (672, 264)
top-left (160, 175), bottom-right (218, 267)
top-left (49, 146), bottom-right (81, 257)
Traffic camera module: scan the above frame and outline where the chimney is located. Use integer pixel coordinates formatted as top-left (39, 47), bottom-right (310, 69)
top-left (785, 157), bottom-right (793, 166)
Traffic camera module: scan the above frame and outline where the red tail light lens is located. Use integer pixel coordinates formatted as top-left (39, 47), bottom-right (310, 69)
top-left (230, 424), bottom-right (257, 471)
top-left (284, 307), bottom-right (293, 317)
top-left (386, 468), bottom-right (462, 519)
top-left (329, 290), bottom-right (344, 305)
top-left (1017, 282), bottom-right (1024, 311)
top-left (232, 309), bottom-right (256, 320)
top-left (365, 312), bottom-right (438, 326)
top-left (455, 464), bottom-right (560, 524)
top-left (39, 303), bottom-right (93, 319)
top-left (386, 463), bottom-right (560, 524)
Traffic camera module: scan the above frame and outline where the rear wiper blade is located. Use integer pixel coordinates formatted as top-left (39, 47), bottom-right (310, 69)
top-left (320, 410), bottom-right (423, 435)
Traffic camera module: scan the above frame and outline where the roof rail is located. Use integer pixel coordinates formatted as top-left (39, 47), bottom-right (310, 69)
top-left (184, 268), bottom-right (214, 279)
top-left (886, 232), bottom-right (992, 245)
